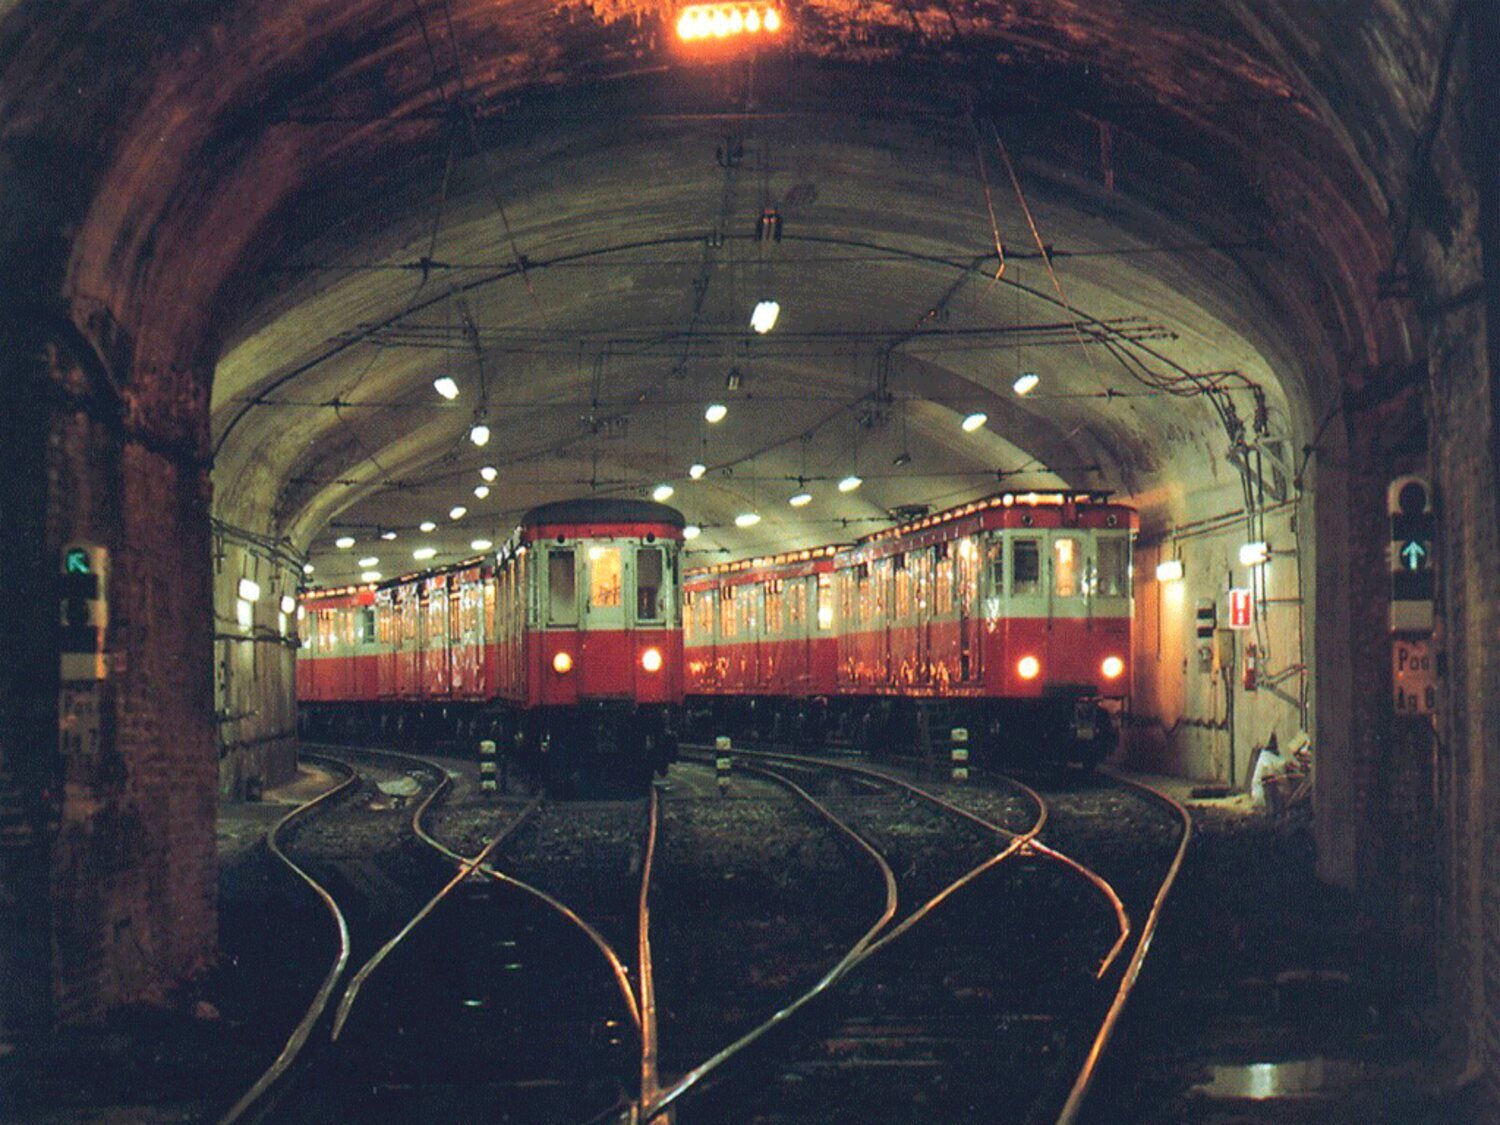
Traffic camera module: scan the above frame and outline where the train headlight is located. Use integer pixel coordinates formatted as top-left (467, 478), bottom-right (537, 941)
top-left (552, 651), bottom-right (574, 675)
top-left (1017, 655), bottom-right (1041, 681)
top-left (1101, 655), bottom-right (1125, 680)
top-left (641, 647), bottom-right (663, 673)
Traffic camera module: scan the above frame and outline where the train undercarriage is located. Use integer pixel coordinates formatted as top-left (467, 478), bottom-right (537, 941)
top-left (297, 700), bottom-right (679, 795)
top-left (682, 692), bottom-right (1122, 771)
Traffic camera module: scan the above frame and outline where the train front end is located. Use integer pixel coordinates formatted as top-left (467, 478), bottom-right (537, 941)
top-left (519, 499), bottom-right (685, 793)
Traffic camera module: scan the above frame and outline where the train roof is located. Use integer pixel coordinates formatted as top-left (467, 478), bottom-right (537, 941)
top-left (521, 498), bottom-right (686, 529)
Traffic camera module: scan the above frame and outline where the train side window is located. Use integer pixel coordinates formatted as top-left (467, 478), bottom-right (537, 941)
top-left (985, 537), bottom-right (1005, 597)
top-left (636, 547), bottom-right (664, 621)
top-left (1012, 538), bottom-right (1042, 596)
top-left (818, 572), bottom-right (834, 630)
top-left (548, 550), bottom-right (577, 625)
top-left (720, 585), bottom-right (737, 638)
top-left (589, 546), bottom-right (622, 609)
top-left (361, 606), bottom-right (376, 645)
top-left (1096, 537), bottom-right (1131, 598)
top-left (1053, 536), bottom-right (1082, 597)
top-left (766, 580), bottom-right (784, 635)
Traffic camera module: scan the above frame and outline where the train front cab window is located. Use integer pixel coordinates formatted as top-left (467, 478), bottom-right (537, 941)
top-left (547, 548), bottom-right (577, 626)
top-left (635, 546), bottom-right (664, 622)
top-left (1095, 536), bottom-right (1131, 599)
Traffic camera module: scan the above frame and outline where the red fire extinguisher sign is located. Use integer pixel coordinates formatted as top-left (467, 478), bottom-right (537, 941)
top-left (1228, 588), bottom-right (1253, 630)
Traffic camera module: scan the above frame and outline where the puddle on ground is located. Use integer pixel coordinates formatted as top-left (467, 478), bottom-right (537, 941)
top-left (1192, 1057), bottom-right (1372, 1099)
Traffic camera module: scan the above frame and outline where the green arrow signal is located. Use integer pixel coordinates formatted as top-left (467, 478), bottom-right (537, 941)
top-left (65, 548), bottom-right (91, 575)
top-left (1400, 541), bottom-right (1428, 570)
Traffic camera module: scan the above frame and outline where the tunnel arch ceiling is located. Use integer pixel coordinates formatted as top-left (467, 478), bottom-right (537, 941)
top-left (209, 67), bottom-right (1319, 584)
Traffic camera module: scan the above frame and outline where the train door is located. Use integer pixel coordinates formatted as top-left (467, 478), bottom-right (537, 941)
top-left (955, 537), bottom-right (983, 683)
top-left (1049, 532), bottom-right (1087, 683)
top-left (1007, 534), bottom-right (1047, 690)
top-left (913, 549), bottom-right (933, 686)
top-left (580, 542), bottom-right (625, 697)
top-left (631, 543), bottom-right (673, 698)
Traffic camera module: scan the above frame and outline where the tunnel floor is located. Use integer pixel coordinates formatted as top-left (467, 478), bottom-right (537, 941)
top-left (0, 754), bottom-right (1484, 1123)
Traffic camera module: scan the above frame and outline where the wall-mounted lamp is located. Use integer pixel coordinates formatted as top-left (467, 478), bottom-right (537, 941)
top-left (1155, 559), bottom-right (1185, 583)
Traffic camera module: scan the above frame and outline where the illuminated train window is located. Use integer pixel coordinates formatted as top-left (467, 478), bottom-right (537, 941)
top-left (1096, 538), bottom-right (1132, 598)
top-left (590, 546), bottom-right (622, 609)
top-left (1054, 536), bottom-right (1081, 598)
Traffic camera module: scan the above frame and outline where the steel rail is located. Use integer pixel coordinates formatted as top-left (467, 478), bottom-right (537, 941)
top-left (640, 760), bottom-right (900, 1122)
top-left (637, 787), bottom-right (663, 1112)
top-left (1055, 771), bottom-right (1193, 1125)
top-left (217, 754), bottom-right (359, 1125)
top-left (420, 800), bottom-right (646, 1033)
top-left (330, 787), bottom-right (539, 1040)
top-left (722, 749), bottom-right (1131, 980)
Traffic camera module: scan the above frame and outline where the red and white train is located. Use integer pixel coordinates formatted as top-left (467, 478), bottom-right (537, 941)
top-left (682, 491), bottom-right (1136, 766)
top-left (298, 498), bottom-right (685, 789)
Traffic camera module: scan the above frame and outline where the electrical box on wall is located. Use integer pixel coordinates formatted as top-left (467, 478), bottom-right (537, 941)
top-left (1195, 599), bottom-right (1216, 672)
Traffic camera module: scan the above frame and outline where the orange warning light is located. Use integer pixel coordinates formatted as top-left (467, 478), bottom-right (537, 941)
top-left (677, 4), bottom-right (783, 42)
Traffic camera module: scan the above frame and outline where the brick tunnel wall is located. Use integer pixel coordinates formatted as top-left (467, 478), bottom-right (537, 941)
top-left (42, 385), bottom-right (218, 1022)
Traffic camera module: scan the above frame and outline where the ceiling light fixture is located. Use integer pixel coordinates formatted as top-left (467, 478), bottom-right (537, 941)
top-left (1239, 541), bottom-right (1270, 567)
top-left (1156, 559), bottom-right (1185, 582)
top-left (735, 511), bottom-right (762, 528)
top-left (360, 570), bottom-right (381, 583)
top-left (704, 403), bottom-right (728, 424)
top-left (683, 524), bottom-right (702, 540)
top-left (420, 521), bottom-right (437, 533)
top-left (750, 299), bottom-right (780, 334)
top-left (1013, 372), bottom-right (1040, 396)
top-left (449, 506), bottom-right (467, 520)
top-left (469, 421), bottom-right (491, 446)
top-left (380, 529), bottom-right (398, 541)
top-left (433, 376), bottom-right (459, 400)
top-left (303, 563), bottom-right (314, 575)
top-left (689, 462), bottom-right (707, 479)
top-left (480, 465), bottom-right (498, 482)
top-left (652, 483), bottom-right (676, 502)
top-left (474, 485), bottom-right (490, 499)
top-left (413, 547), bottom-right (437, 561)
top-left (470, 539), bottom-right (493, 552)
top-left (962, 411), bottom-right (988, 432)
top-left (357, 556), bottom-right (378, 568)
top-left (335, 535), bottom-right (355, 549)
top-left (789, 490), bottom-right (813, 507)
top-left (892, 450), bottom-right (912, 467)
top-left (838, 474), bottom-right (863, 493)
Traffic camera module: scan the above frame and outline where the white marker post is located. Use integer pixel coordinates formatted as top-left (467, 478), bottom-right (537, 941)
top-left (950, 727), bottom-right (970, 783)
top-left (479, 739), bottom-right (498, 794)
top-left (715, 735), bottom-right (732, 796)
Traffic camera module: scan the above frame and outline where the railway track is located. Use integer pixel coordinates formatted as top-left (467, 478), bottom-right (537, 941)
top-left (647, 747), bottom-right (1185, 1123)
top-left (222, 745), bottom-right (1185, 1123)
